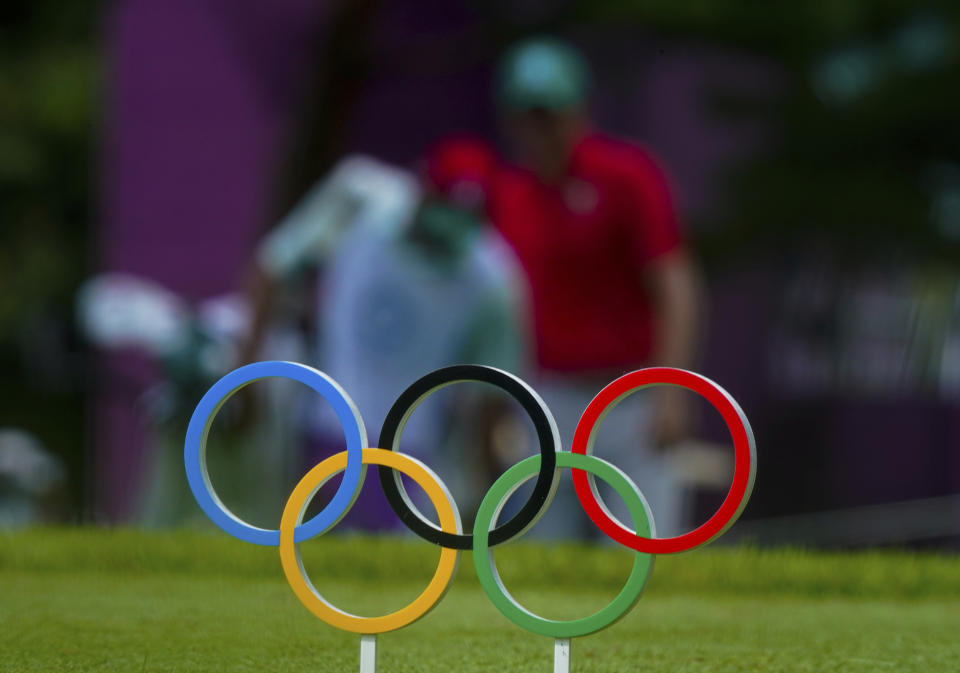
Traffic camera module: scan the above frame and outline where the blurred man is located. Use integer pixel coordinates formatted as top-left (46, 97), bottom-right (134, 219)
top-left (0, 429), bottom-right (65, 527)
top-left (246, 138), bottom-right (529, 528)
top-left (77, 272), bottom-right (303, 528)
top-left (491, 38), bottom-right (701, 537)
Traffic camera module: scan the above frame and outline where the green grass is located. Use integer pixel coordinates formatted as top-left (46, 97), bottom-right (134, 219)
top-left (1, 528), bottom-right (958, 671)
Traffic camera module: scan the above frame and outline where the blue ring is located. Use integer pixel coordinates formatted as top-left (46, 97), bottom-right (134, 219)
top-left (184, 361), bottom-right (367, 545)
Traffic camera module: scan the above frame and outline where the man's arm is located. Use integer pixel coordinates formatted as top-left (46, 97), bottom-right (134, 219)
top-left (239, 155), bottom-right (410, 364)
top-left (643, 248), bottom-right (703, 447)
top-left (237, 262), bottom-right (277, 367)
top-left (460, 242), bottom-right (533, 482)
top-left (620, 145), bottom-right (701, 448)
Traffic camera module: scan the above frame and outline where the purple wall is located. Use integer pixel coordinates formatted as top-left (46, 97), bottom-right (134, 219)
top-left (97, 0), bottom-right (324, 519)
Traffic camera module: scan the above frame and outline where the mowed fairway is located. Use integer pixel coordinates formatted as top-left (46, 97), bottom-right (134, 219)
top-left (1, 529), bottom-right (958, 672)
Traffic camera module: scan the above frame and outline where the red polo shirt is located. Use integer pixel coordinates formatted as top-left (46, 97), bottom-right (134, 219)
top-left (491, 133), bottom-right (683, 373)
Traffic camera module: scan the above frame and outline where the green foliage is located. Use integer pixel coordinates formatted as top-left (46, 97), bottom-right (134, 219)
top-left (578, 1), bottom-right (960, 261)
top-left (0, 2), bottom-right (97, 513)
top-left (0, 1), bottom-right (96, 343)
top-left (578, 0), bottom-right (950, 61)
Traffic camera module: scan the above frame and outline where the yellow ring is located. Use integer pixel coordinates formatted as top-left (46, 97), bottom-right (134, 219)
top-left (279, 448), bottom-right (462, 634)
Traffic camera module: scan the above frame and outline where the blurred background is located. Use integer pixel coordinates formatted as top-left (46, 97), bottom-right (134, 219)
top-left (2, 0), bottom-right (959, 548)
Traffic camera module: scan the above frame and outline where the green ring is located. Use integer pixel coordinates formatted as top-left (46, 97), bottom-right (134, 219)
top-left (472, 452), bottom-right (655, 638)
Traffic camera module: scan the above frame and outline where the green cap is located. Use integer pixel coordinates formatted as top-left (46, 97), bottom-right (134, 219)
top-left (497, 38), bottom-right (590, 111)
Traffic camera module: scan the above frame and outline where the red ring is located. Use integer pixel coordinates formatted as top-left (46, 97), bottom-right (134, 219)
top-left (571, 367), bottom-right (756, 554)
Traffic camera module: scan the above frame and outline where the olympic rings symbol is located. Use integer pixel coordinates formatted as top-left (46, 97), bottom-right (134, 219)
top-left (184, 361), bottom-right (756, 638)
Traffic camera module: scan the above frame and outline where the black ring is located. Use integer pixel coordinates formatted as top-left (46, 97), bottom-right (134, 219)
top-left (378, 364), bottom-right (560, 550)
